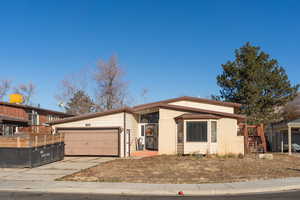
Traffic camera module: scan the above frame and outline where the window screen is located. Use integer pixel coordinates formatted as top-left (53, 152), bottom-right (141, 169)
top-left (186, 121), bottom-right (208, 142)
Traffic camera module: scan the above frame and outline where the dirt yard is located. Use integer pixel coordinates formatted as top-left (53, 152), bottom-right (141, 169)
top-left (59, 154), bottom-right (300, 184)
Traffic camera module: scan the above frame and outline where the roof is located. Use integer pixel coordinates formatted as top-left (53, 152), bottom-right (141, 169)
top-left (288, 118), bottom-right (300, 127)
top-left (0, 115), bottom-right (29, 123)
top-left (269, 118), bottom-right (300, 130)
top-left (49, 96), bottom-right (244, 125)
top-left (49, 107), bottom-right (133, 125)
top-left (50, 103), bottom-right (244, 125)
top-left (0, 102), bottom-right (73, 117)
top-left (132, 96), bottom-right (241, 110)
top-left (175, 114), bottom-right (221, 121)
top-left (290, 118), bottom-right (300, 123)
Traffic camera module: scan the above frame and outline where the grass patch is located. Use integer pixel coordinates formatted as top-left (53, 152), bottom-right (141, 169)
top-left (60, 154), bottom-right (300, 184)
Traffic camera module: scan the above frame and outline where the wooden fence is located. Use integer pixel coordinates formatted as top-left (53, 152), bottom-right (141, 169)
top-left (20, 125), bottom-right (52, 134)
top-left (239, 123), bottom-right (267, 153)
top-left (0, 133), bottom-right (64, 148)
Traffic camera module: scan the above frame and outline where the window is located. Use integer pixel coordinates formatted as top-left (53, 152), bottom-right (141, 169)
top-left (237, 126), bottom-right (243, 136)
top-left (140, 112), bottom-right (159, 123)
top-left (141, 125), bottom-right (145, 136)
top-left (48, 115), bottom-right (60, 122)
top-left (211, 121), bottom-right (217, 143)
top-left (28, 110), bottom-right (39, 125)
top-left (2, 125), bottom-right (16, 136)
top-left (177, 120), bottom-right (184, 143)
top-left (48, 115), bottom-right (53, 122)
top-left (0, 125), bottom-right (3, 136)
top-left (186, 121), bottom-right (208, 142)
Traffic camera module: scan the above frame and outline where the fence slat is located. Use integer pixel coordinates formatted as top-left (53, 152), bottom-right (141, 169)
top-left (0, 133), bottom-right (64, 148)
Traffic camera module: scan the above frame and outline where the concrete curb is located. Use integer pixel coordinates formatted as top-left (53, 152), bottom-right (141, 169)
top-left (1, 178), bottom-right (300, 196)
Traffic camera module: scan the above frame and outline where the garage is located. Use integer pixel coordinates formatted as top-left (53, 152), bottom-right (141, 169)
top-left (56, 127), bottom-right (120, 156)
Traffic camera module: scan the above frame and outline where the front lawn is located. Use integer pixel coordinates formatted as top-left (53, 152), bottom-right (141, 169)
top-left (59, 154), bottom-right (300, 184)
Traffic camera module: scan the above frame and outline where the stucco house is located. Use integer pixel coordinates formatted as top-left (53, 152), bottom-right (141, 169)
top-left (49, 96), bottom-right (245, 157)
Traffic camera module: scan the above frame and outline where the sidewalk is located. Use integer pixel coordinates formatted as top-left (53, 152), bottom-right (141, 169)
top-left (1, 177), bottom-right (300, 196)
top-left (0, 157), bottom-right (115, 181)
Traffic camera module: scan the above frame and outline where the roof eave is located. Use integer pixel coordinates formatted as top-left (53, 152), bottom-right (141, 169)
top-left (174, 114), bottom-right (222, 121)
top-left (132, 96), bottom-right (242, 110)
top-left (49, 107), bottom-right (134, 125)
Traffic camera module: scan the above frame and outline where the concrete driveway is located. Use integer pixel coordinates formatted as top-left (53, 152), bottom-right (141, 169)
top-left (0, 157), bottom-right (115, 181)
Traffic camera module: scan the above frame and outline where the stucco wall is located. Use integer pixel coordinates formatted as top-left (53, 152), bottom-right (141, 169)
top-left (158, 108), bottom-right (187, 154)
top-left (52, 113), bottom-right (125, 128)
top-left (52, 112), bottom-right (126, 157)
top-left (217, 118), bottom-right (244, 155)
top-left (168, 100), bottom-right (234, 114)
top-left (158, 108), bottom-right (243, 155)
top-left (125, 113), bottom-right (138, 154)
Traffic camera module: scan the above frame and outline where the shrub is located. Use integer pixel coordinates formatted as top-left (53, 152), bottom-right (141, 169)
top-left (238, 153), bottom-right (244, 159)
top-left (216, 153), bottom-right (239, 159)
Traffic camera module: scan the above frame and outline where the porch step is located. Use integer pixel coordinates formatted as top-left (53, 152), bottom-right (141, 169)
top-left (131, 151), bottom-right (158, 157)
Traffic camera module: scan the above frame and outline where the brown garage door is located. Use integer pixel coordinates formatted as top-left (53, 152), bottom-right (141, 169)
top-left (57, 128), bottom-right (119, 156)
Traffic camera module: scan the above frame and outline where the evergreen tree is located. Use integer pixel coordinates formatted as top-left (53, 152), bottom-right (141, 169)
top-left (216, 42), bottom-right (299, 124)
top-left (65, 90), bottom-right (96, 115)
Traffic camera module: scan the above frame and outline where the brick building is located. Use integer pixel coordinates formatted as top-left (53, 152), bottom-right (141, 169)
top-left (0, 102), bottom-right (72, 136)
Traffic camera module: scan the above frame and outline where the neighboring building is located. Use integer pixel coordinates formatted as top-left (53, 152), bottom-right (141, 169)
top-left (50, 96), bottom-right (245, 157)
top-left (266, 94), bottom-right (300, 154)
top-left (0, 102), bottom-right (73, 136)
top-left (266, 118), bottom-right (300, 154)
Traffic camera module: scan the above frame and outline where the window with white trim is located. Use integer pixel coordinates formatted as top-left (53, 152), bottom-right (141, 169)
top-left (28, 110), bottom-right (39, 125)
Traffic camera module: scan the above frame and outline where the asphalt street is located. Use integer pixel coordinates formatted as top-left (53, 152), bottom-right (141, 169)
top-left (1, 190), bottom-right (300, 200)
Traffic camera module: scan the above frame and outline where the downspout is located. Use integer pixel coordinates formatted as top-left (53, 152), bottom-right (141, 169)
top-left (123, 111), bottom-right (126, 158)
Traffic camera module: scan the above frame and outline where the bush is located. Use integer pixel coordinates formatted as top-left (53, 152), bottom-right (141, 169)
top-left (238, 153), bottom-right (244, 159)
top-left (216, 153), bottom-right (240, 159)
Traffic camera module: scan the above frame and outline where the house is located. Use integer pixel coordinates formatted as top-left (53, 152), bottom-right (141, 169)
top-left (266, 118), bottom-right (300, 155)
top-left (49, 96), bottom-right (245, 157)
top-left (0, 101), bottom-right (70, 168)
top-left (266, 94), bottom-right (300, 155)
top-left (0, 101), bottom-right (73, 136)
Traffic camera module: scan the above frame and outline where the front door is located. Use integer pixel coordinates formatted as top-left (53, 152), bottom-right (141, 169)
top-left (145, 124), bottom-right (158, 150)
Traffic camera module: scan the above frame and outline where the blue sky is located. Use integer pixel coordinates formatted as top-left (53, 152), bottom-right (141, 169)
top-left (0, 0), bottom-right (299, 110)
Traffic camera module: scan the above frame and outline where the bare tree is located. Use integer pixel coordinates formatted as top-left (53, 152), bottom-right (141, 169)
top-left (94, 55), bottom-right (128, 111)
top-left (14, 82), bottom-right (36, 105)
top-left (141, 88), bottom-right (149, 104)
top-left (0, 80), bottom-right (11, 100)
top-left (55, 68), bottom-right (90, 109)
top-left (55, 78), bottom-right (80, 107)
